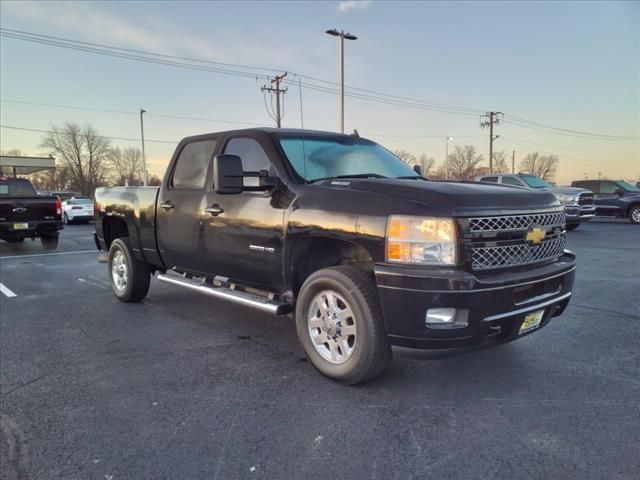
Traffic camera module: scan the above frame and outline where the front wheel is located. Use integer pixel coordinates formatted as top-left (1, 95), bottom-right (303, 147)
top-left (629, 206), bottom-right (640, 224)
top-left (63, 213), bottom-right (70, 225)
top-left (108, 238), bottom-right (150, 302)
top-left (295, 266), bottom-right (392, 385)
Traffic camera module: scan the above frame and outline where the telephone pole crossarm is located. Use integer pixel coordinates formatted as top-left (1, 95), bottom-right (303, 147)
top-left (261, 72), bottom-right (288, 128)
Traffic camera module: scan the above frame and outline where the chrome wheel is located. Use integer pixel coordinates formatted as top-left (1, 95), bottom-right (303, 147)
top-left (111, 250), bottom-right (128, 292)
top-left (308, 290), bottom-right (357, 364)
top-left (632, 208), bottom-right (640, 223)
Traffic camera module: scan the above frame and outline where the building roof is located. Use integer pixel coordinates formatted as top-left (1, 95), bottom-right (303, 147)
top-left (0, 155), bottom-right (55, 175)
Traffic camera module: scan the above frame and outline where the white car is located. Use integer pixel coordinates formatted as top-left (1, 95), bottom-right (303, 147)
top-left (62, 197), bottom-right (94, 224)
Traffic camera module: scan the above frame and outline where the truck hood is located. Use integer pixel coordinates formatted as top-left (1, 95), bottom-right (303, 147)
top-left (316, 178), bottom-right (561, 217)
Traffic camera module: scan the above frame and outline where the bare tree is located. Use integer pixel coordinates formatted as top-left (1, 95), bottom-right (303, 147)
top-left (393, 149), bottom-right (417, 165)
top-left (110, 147), bottom-right (143, 186)
top-left (447, 145), bottom-right (484, 181)
top-left (417, 154), bottom-right (436, 176)
top-left (519, 152), bottom-right (559, 180)
top-left (492, 151), bottom-right (509, 173)
top-left (29, 167), bottom-right (73, 192)
top-left (40, 122), bottom-right (111, 196)
top-left (148, 174), bottom-right (163, 186)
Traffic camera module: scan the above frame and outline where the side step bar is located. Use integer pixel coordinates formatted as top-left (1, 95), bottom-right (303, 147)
top-left (156, 273), bottom-right (291, 315)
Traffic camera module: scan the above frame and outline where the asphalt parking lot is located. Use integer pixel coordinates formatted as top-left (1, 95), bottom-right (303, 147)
top-left (1, 220), bottom-right (639, 480)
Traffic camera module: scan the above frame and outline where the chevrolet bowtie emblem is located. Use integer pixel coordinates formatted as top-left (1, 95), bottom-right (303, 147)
top-left (526, 227), bottom-right (546, 245)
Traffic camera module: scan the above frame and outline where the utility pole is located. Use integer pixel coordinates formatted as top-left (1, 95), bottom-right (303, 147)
top-left (445, 136), bottom-right (453, 180)
top-left (139, 108), bottom-right (148, 186)
top-left (480, 111), bottom-right (503, 173)
top-left (512, 150), bottom-right (515, 174)
top-left (261, 72), bottom-right (288, 128)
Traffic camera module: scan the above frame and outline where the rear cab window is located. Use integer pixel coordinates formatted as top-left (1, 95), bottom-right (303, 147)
top-left (480, 176), bottom-right (498, 183)
top-left (0, 179), bottom-right (37, 196)
top-left (501, 176), bottom-right (525, 187)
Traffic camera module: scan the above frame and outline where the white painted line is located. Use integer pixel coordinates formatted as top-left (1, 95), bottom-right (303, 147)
top-left (0, 250), bottom-right (97, 260)
top-left (0, 283), bottom-right (17, 298)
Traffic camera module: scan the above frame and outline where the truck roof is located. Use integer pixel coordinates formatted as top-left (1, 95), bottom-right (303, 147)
top-left (181, 127), bottom-right (362, 143)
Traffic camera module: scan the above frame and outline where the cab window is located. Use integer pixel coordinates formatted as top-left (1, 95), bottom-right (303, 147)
top-left (171, 140), bottom-right (217, 189)
top-left (224, 138), bottom-right (271, 172)
top-left (501, 177), bottom-right (524, 186)
top-left (480, 176), bottom-right (498, 183)
top-left (599, 182), bottom-right (619, 194)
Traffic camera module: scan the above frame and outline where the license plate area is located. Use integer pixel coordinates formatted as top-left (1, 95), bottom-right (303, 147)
top-left (519, 310), bottom-right (544, 335)
top-left (13, 223), bottom-right (29, 230)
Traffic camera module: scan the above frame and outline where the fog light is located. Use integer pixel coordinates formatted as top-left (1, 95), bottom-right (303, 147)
top-left (426, 308), bottom-right (469, 328)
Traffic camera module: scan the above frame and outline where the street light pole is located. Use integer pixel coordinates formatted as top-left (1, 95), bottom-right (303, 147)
top-left (445, 136), bottom-right (453, 180)
top-left (326, 29), bottom-right (357, 134)
top-left (140, 108), bottom-right (148, 186)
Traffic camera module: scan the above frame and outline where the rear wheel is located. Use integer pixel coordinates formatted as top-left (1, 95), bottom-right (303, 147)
top-left (108, 238), bottom-right (151, 302)
top-left (295, 266), bottom-right (391, 385)
top-left (63, 213), bottom-right (70, 225)
top-left (566, 224), bottom-right (580, 230)
top-left (40, 234), bottom-right (59, 250)
top-left (629, 206), bottom-right (640, 224)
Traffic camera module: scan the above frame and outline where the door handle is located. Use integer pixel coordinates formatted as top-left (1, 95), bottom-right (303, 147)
top-left (204, 204), bottom-right (224, 216)
top-left (160, 201), bottom-right (175, 211)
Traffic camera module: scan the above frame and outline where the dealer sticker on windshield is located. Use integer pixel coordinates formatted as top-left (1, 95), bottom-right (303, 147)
top-left (519, 310), bottom-right (544, 335)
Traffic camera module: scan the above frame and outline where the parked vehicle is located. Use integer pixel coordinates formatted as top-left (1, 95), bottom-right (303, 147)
top-left (62, 196), bottom-right (94, 224)
top-left (94, 128), bottom-right (576, 384)
top-left (475, 173), bottom-right (595, 230)
top-left (0, 177), bottom-right (63, 248)
top-left (571, 180), bottom-right (640, 224)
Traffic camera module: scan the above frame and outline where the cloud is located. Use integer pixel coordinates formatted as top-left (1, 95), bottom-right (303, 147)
top-left (339, 0), bottom-right (372, 12)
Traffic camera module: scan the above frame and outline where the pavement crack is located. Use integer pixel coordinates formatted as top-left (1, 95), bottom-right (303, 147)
top-left (1, 339), bottom-right (120, 398)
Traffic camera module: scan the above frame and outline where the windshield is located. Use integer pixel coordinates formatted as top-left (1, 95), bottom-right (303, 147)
top-left (278, 136), bottom-right (419, 182)
top-left (520, 175), bottom-right (552, 188)
top-left (617, 180), bottom-right (640, 192)
top-left (69, 198), bottom-right (93, 205)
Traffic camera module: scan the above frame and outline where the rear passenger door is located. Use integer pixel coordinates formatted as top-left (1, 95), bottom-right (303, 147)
top-left (201, 136), bottom-right (285, 290)
top-left (156, 139), bottom-right (217, 274)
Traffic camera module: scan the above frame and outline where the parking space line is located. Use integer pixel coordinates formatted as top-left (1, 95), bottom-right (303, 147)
top-left (0, 250), bottom-right (96, 260)
top-left (0, 283), bottom-right (17, 298)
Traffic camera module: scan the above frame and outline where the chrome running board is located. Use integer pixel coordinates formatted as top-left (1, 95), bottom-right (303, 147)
top-left (156, 273), bottom-right (291, 315)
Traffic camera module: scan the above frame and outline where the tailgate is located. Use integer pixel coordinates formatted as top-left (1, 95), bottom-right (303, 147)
top-left (0, 197), bottom-right (58, 222)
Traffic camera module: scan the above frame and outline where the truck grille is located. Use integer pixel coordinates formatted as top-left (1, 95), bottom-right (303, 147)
top-left (578, 192), bottom-right (594, 206)
top-left (461, 209), bottom-right (567, 271)
top-left (471, 233), bottom-right (566, 270)
top-left (469, 211), bottom-right (565, 232)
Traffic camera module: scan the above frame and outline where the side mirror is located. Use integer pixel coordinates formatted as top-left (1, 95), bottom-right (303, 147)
top-left (213, 154), bottom-right (243, 194)
top-left (615, 187), bottom-right (625, 196)
top-left (413, 165), bottom-right (423, 176)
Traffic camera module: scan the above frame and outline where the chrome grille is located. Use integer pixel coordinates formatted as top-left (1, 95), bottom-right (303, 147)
top-left (469, 210), bottom-right (565, 233)
top-left (578, 193), bottom-right (594, 206)
top-left (471, 234), bottom-right (566, 270)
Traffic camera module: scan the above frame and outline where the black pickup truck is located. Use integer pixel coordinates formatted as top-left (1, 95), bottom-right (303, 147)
top-left (0, 177), bottom-right (62, 249)
top-left (95, 128), bottom-right (576, 384)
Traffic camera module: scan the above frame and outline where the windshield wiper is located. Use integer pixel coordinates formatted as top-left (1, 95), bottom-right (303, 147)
top-left (395, 175), bottom-right (425, 180)
top-left (308, 173), bottom-right (388, 183)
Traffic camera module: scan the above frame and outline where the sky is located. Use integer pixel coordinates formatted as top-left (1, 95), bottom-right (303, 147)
top-left (0, 0), bottom-right (638, 184)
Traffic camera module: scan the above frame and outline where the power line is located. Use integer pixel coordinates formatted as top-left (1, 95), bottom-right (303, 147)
top-left (502, 136), bottom-right (638, 156)
top-left (261, 73), bottom-right (288, 128)
top-left (0, 124), bottom-right (177, 144)
top-left (502, 137), bottom-right (635, 163)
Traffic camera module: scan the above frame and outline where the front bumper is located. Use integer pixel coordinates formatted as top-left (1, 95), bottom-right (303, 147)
top-left (374, 251), bottom-right (576, 350)
top-left (565, 205), bottom-right (596, 224)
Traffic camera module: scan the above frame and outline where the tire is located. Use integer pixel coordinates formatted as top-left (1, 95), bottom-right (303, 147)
top-left (108, 238), bottom-right (151, 302)
top-left (566, 224), bottom-right (580, 230)
top-left (40, 234), bottom-right (59, 250)
top-left (629, 206), bottom-right (640, 224)
top-left (63, 213), bottom-right (70, 225)
top-left (295, 265), bottom-right (392, 385)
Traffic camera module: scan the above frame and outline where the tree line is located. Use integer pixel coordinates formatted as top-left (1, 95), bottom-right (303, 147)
top-left (20, 122), bottom-right (162, 196)
top-left (394, 146), bottom-right (560, 181)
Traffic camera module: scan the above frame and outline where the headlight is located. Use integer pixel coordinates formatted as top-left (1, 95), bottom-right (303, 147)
top-left (386, 216), bottom-right (457, 265)
top-left (556, 194), bottom-right (578, 205)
